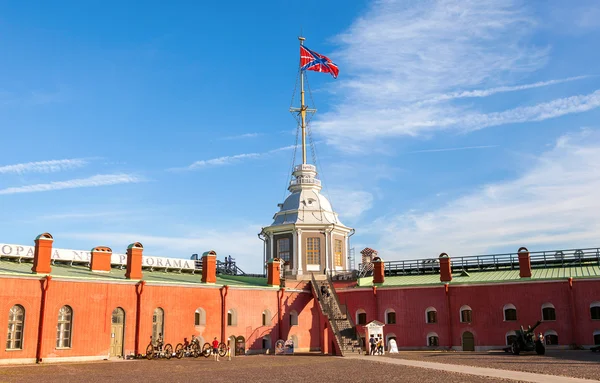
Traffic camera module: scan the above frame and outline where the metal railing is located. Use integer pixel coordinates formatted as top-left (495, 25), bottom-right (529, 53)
top-left (357, 246), bottom-right (600, 277)
top-left (289, 178), bottom-right (321, 186)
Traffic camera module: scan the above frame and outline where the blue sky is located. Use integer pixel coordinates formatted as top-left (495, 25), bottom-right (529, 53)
top-left (2, 0), bottom-right (600, 273)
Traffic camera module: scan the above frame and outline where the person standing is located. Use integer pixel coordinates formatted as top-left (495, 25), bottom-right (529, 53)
top-left (226, 339), bottom-right (232, 361)
top-left (369, 336), bottom-right (376, 355)
top-left (212, 337), bottom-right (220, 361)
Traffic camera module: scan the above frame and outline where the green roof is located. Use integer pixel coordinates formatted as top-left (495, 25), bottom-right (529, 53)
top-left (357, 264), bottom-right (600, 288)
top-left (0, 260), bottom-right (270, 288)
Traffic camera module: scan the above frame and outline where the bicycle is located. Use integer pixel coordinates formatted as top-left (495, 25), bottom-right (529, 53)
top-left (175, 338), bottom-right (201, 359)
top-left (201, 341), bottom-right (227, 358)
top-left (145, 336), bottom-right (173, 360)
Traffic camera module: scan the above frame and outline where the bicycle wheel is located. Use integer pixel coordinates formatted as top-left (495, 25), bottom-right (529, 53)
top-left (218, 342), bottom-right (227, 357)
top-left (164, 343), bottom-right (173, 360)
top-left (202, 342), bottom-right (212, 358)
top-left (175, 343), bottom-right (184, 359)
top-left (192, 342), bottom-right (201, 358)
top-left (145, 343), bottom-right (154, 360)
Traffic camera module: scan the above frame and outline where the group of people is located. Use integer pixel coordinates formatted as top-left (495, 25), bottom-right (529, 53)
top-left (369, 336), bottom-right (385, 355)
top-left (153, 333), bottom-right (232, 361)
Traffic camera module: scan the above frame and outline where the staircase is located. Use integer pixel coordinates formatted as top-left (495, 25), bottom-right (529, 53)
top-left (310, 273), bottom-right (363, 356)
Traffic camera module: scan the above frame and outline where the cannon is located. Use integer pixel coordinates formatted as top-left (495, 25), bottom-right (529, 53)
top-left (508, 320), bottom-right (545, 355)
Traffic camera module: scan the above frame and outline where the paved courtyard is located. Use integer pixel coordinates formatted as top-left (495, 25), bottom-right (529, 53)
top-left (0, 355), bottom-right (521, 383)
top-left (386, 350), bottom-right (600, 381)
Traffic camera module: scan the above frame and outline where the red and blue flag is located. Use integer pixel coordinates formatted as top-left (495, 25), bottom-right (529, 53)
top-left (300, 46), bottom-right (339, 79)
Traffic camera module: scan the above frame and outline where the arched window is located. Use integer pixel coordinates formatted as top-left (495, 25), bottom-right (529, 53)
top-left (152, 307), bottom-right (164, 343)
top-left (425, 307), bottom-right (437, 324)
top-left (544, 330), bottom-right (558, 345)
top-left (594, 330), bottom-right (600, 346)
top-left (356, 309), bottom-right (367, 325)
top-left (56, 305), bottom-right (73, 348)
top-left (460, 305), bottom-right (472, 323)
top-left (506, 331), bottom-right (517, 345)
top-left (542, 303), bottom-right (556, 321)
top-left (6, 305), bottom-right (24, 350)
top-left (590, 302), bottom-right (600, 320)
top-left (227, 309), bottom-right (237, 326)
top-left (503, 304), bottom-right (517, 321)
top-left (289, 311), bottom-right (298, 326)
top-left (195, 307), bottom-right (206, 326)
top-left (384, 309), bottom-right (396, 325)
top-left (262, 309), bottom-right (272, 326)
top-left (426, 332), bottom-right (439, 347)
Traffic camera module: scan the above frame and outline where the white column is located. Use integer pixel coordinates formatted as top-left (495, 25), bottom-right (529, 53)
top-left (324, 231), bottom-right (330, 274)
top-left (269, 233), bottom-right (274, 260)
top-left (296, 229), bottom-right (303, 276)
top-left (346, 234), bottom-right (350, 270)
top-left (292, 229), bottom-right (298, 274)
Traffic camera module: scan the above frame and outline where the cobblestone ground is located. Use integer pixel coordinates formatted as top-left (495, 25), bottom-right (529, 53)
top-left (387, 350), bottom-right (600, 381)
top-left (0, 355), bottom-right (525, 383)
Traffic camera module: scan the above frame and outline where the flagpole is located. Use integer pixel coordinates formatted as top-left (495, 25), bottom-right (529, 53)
top-left (299, 36), bottom-right (307, 165)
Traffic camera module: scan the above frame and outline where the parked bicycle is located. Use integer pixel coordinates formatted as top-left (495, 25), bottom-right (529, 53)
top-left (202, 341), bottom-right (227, 358)
top-left (175, 337), bottom-right (201, 359)
top-left (146, 336), bottom-right (173, 360)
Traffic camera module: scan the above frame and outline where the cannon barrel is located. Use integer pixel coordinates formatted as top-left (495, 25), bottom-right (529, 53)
top-left (527, 320), bottom-right (542, 334)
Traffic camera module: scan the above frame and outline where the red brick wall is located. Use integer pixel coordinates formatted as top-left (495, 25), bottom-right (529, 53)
top-left (338, 279), bottom-right (600, 349)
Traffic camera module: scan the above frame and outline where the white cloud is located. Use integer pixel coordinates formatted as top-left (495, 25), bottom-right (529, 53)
top-left (0, 159), bottom-right (87, 174)
top-left (364, 129), bottom-right (600, 258)
top-left (60, 225), bottom-right (265, 274)
top-left (408, 145), bottom-right (499, 154)
top-left (173, 145), bottom-right (296, 171)
top-left (0, 174), bottom-right (144, 195)
top-left (328, 189), bottom-right (374, 220)
top-left (421, 76), bottom-right (590, 104)
top-left (313, 0), bottom-right (599, 148)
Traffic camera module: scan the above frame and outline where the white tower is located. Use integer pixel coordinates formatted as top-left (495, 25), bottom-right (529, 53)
top-left (259, 36), bottom-right (354, 280)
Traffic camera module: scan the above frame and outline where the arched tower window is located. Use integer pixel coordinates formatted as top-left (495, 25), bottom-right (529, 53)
top-left (426, 332), bottom-right (439, 347)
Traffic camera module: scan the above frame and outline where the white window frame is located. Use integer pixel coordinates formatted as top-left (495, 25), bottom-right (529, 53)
top-left (6, 305), bottom-right (25, 350)
top-left (459, 305), bottom-right (472, 323)
top-left (56, 305), bottom-right (73, 349)
top-left (503, 304), bottom-right (517, 321)
top-left (384, 308), bottom-right (396, 325)
top-left (590, 302), bottom-right (600, 320)
top-left (426, 332), bottom-right (439, 347)
top-left (541, 303), bottom-right (556, 321)
top-left (194, 307), bottom-right (206, 326)
top-left (425, 307), bottom-right (437, 324)
top-left (355, 309), bottom-right (367, 325)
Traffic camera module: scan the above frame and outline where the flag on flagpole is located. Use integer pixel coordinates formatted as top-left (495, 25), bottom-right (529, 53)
top-left (300, 45), bottom-right (339, 79)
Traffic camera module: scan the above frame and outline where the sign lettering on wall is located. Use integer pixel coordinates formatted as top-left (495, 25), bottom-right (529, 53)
top-left (0, 243), bottom-right (196, 270)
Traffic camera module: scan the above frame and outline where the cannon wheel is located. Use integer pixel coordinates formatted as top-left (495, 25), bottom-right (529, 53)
top-left (510, 342), bottom-right (520, 355)
top-left (202, 342), bottom-right (212, 358)
top-left (164, 343), bottom-right (173, 360)
top-left (218, 342), bottom-right (227, 357)
top-left (175, 343), bottom-right (184, 359)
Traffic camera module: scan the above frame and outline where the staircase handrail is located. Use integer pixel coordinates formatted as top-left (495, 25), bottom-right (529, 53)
top-left (310, 273), bottom-right (344, 353)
